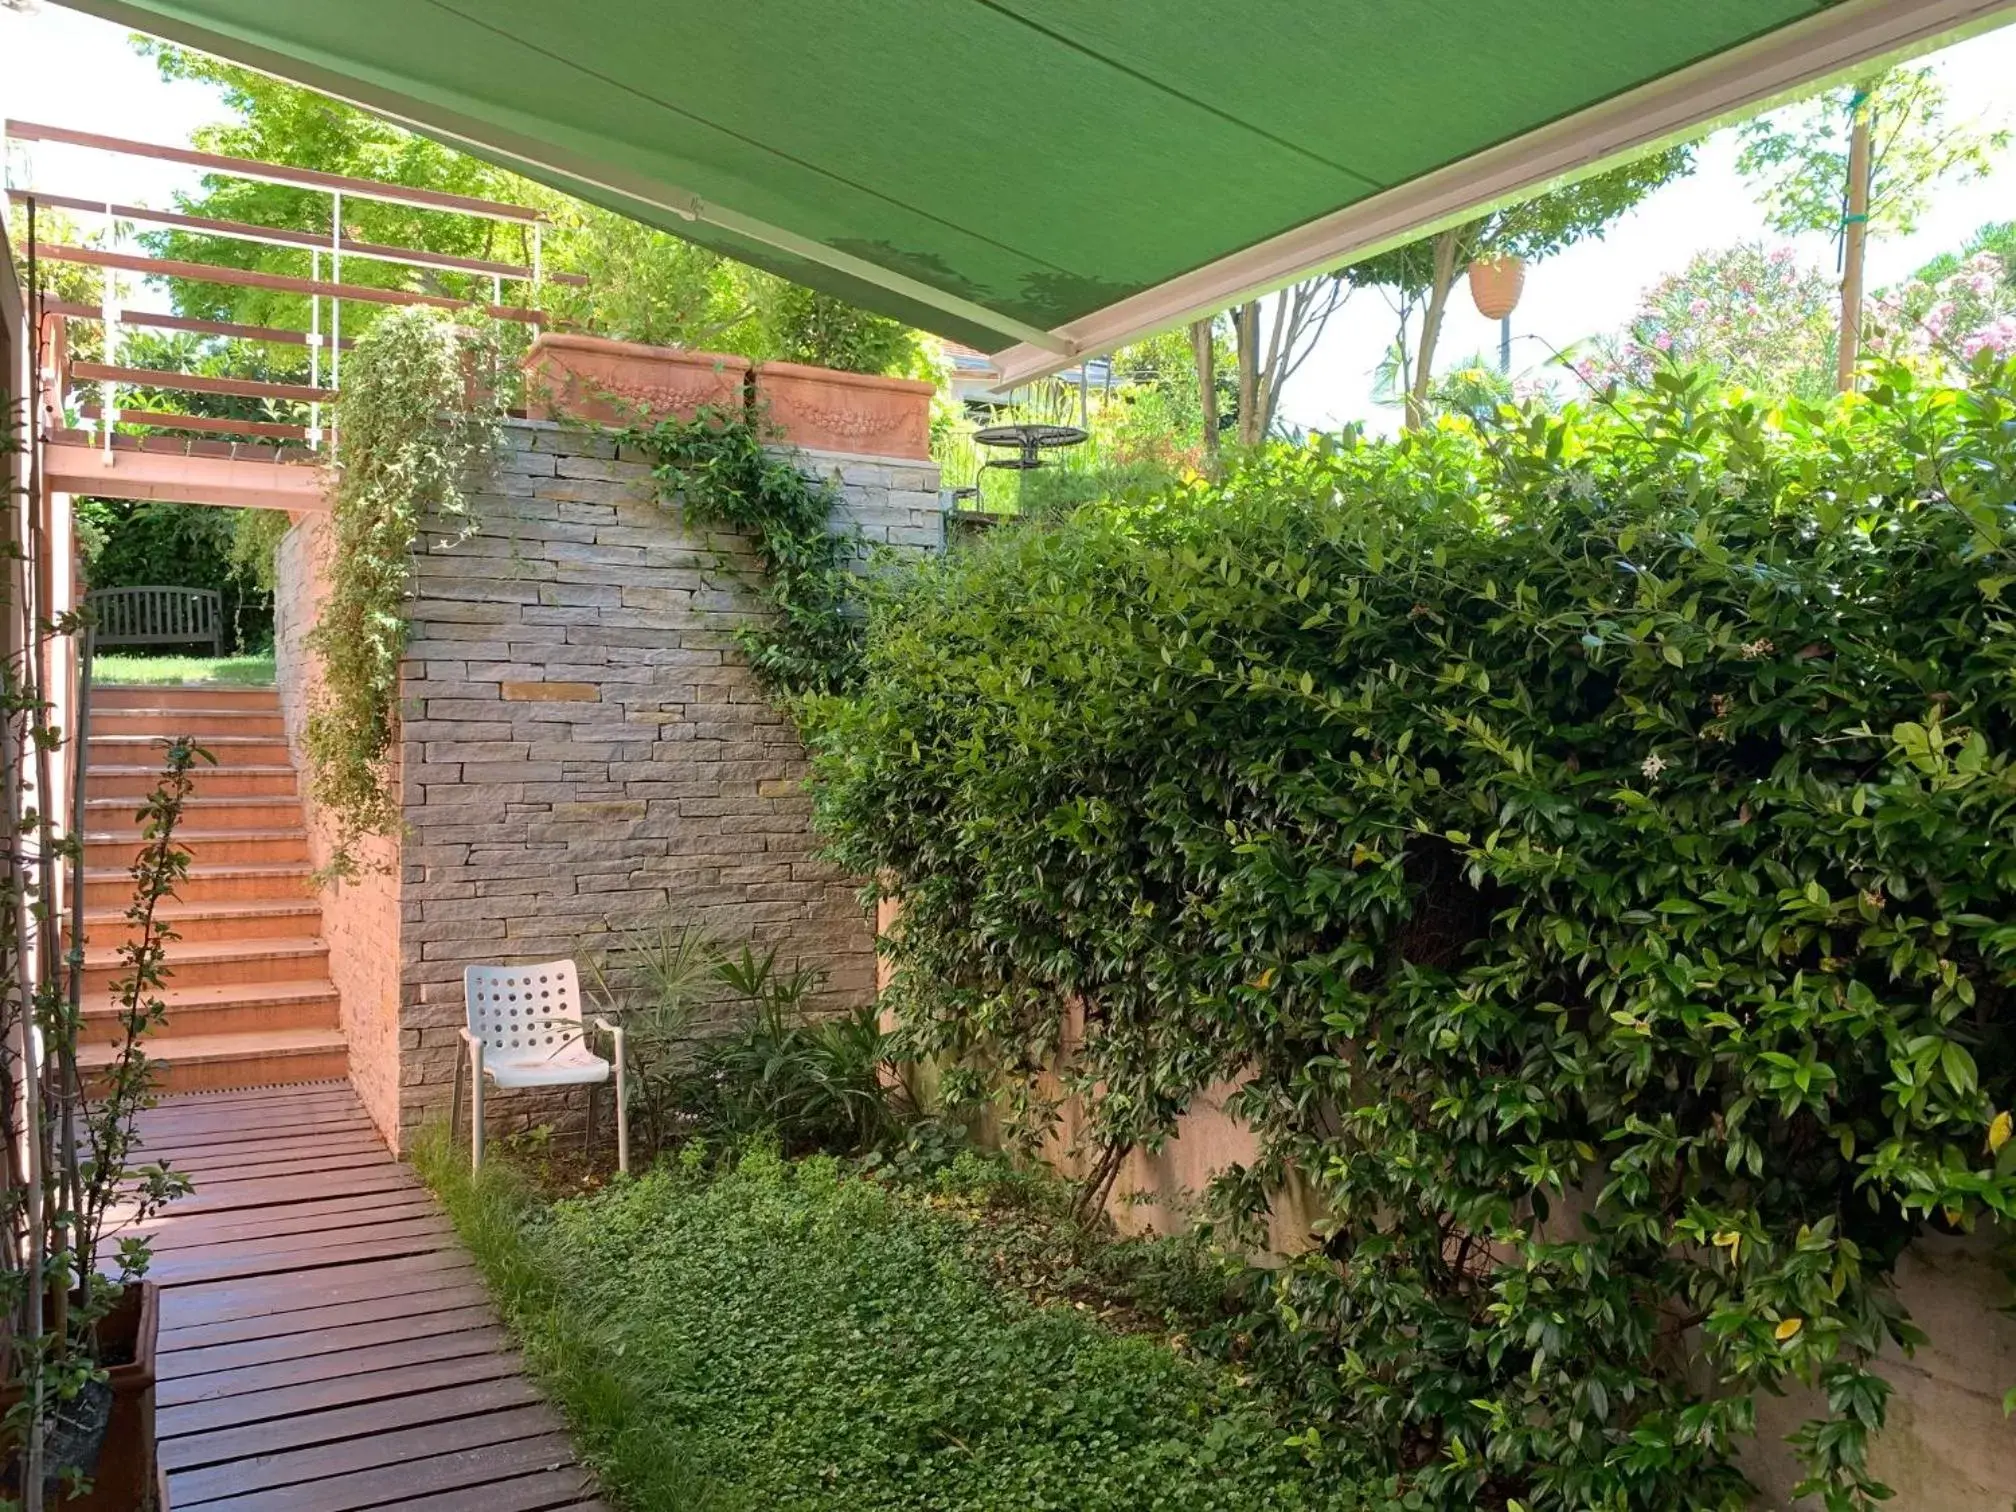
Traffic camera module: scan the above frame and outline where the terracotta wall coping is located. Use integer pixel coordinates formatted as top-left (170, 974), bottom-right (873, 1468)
top-left (527, 331), bottom-right (751, 370)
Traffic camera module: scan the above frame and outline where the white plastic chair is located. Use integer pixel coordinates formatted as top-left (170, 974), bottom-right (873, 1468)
top-left (452, 959), bottom-right (629, 1174)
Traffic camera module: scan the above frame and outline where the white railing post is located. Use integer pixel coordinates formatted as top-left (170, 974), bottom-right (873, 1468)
top-left (329, 189), bottom-right (343, 455)
top-left (308, 248), bottom-right (322, 450)
top-left (100, 200), bottom-right (117, 460)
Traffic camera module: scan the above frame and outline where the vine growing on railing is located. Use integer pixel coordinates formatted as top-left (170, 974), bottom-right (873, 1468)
top-left (305, 307), bottom-right (506, 875)
top-left (622, 407), bottom-right (864, 698)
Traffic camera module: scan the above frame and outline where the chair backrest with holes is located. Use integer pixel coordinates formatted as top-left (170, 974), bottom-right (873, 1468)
top-left (464, 960), bottom-right (583, 1058)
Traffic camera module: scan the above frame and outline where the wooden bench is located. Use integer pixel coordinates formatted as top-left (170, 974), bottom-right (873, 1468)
top-left (85, 586), bottom-right (223, 655)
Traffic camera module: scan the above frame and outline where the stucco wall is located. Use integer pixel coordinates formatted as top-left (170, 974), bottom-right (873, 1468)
top-left (274, 512), bottom-right (404, 1144)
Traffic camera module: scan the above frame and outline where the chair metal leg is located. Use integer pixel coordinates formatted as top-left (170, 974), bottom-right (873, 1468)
top-left (469, 1052), bottom-right (485, 1173)
top-left (612, 1032), bottom-right (630, 1176)
top-left (586, 1081), bottom-right (600, 1159)
top-left (450, 1051), bottom-right (466, 1150)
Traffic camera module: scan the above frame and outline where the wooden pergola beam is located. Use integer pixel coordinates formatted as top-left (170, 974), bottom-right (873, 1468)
top-left (43, 440), bottom-right (327, 512)
top-left (72, 362), bottom-right (335, 405)
top-left (33, 243), bottom-right (544, 324)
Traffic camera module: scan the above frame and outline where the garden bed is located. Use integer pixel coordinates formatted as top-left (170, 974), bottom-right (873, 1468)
top-left (418, 1138), bottom-right (1345, 1511)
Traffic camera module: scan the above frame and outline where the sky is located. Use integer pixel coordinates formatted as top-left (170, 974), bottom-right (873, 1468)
top-left (4, 2), bottom-right (2016, 434)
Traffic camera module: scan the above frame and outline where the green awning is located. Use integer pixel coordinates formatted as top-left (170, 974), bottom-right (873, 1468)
top-left (52, 0), bottom-right (2016, 383)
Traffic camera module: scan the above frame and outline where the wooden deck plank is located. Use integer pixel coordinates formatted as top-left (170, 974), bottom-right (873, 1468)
top-left (136, 1194), bottom-right (446, 1252)
top-left (162, 1249), bottom-right (476, 1328)
top-left (158, 1302), bottom-right (498, 1383)
top-left (163, 1384), bottom-right (550, 1480)
top-left (161, 1351), bottom-right (528, 1439)
top-left (175, 1431), bottom-right (578, 1512)
top-left (141, 1132), bottom-right (388, 1174)
top-left (156, 1164), bottom-right (425, 1219)
top-left (159, 1277), bottom-right (494, 1352)
top-left (388, 1469), bottom-right (603, 1512)
top-left (160, 1322), bottom-right (508, 1408)
top-left (144, 1084), bottom-right (597, 1510)
top-left (144, 1218), bottom-right (458, 1287)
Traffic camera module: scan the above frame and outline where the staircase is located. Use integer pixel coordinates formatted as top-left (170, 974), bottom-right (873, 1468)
top-left (78, 684), bottom-right (348, 1093)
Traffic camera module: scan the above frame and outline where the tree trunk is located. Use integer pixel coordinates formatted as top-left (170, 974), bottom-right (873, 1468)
top-left (1837, 83), bottom-right (1876, 392)
top-left (1190, 317), bottom-right (1218, 474)
top-left (1405, 229), bottom-right (1463, 430)
top-left (1235, 301), bottom-right (1261, 447)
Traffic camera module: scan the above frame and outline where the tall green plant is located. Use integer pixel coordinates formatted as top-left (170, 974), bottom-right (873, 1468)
top-left (305, 307), bottom-right (504, 873)
top-left (623, 408), bottom-right (863, 698)
top-left (805, 362), bottom-right (2016, 1511)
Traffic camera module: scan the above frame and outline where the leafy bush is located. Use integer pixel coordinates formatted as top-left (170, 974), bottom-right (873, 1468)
top-left (760, 281), bottom-right (922, 376)
top-left (589, 929), bottom-right (907, 1157)
top-left (420, 1140), bottom-right (1343, 1510)
top-left (305, 307), bottom-right (505, 873)
top-left (803, 362), bottom-right (2016, 1510)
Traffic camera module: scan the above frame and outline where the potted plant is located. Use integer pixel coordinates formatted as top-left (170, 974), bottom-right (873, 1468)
top-left (3, 717), bottom-right (201, 1510)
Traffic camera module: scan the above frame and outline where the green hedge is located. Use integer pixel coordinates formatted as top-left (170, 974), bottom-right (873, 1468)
top-left (804, 365), bottom-right (2016, 1511)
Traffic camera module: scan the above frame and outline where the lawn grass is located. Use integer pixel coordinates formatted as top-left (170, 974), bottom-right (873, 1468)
top-left (92, 652), bottom-right (276, 686)
top-left (415, 1133), bottom-right (1346, 1511)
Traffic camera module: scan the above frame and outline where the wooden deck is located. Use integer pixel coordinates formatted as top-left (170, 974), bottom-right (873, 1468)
top-left (131, 1082), bottom-right (604, 1512)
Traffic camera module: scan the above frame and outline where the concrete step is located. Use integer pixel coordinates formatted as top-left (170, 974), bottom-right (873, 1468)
top-left (82, 936), bottom-right (329, 996)
top-left (79, 899), bottom-right (325, 948)
top-left (92, 707), bottom-right (286, 739)
top-left (79, 977), bottom-right (339, 1045)
top-left (87, 764), bottom-right (298, 801)
top-left (85, 828), bottom-right (309, 870)
top-left (85, 862), bottom-right (314, 909)
top-left (79, 1026), bottom-right (348, 1093)
top-left (90, 684), bottom-right (278, 712)
top-left (89, 733), bottom-right (293, 767)
top-left (83, 795), bottom-right (306, 834)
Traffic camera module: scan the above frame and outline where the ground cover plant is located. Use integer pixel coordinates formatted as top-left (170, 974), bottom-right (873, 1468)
top-left (419, 1137), bottom-right (1348, 1511)
top-left (802, 359), bottom-right (2016, 1511)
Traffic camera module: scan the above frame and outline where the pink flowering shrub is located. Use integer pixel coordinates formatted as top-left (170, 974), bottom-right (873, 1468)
top-left (1866, 251), bottom-right (2016, 372)
top-left (1577, 243), bottom-right (1837, 401)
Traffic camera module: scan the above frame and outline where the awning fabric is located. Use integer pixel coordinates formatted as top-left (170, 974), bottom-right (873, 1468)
top-left (50, 0), bottom-right (2016, 383)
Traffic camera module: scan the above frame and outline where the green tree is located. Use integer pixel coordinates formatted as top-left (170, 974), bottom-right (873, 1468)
top-left (1347, 148), bottom-right (1693, 427)
top-left (1737, 66), bottom-right (2007, 387)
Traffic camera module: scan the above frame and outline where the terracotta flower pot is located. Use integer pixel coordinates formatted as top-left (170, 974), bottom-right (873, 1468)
top-left (521, 333), bottom-right (750, 428)
top-left (2, 1282), bottom-right (158, 1511)
top-left (1467, 256), bottom-right (1527, 321)
top-left (753, 361), bottom-right (935, 460)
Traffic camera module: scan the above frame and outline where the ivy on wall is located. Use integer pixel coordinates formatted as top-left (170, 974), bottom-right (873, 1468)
top-left (305, 308), bottom-right (505, 874)
top-left (802, 363), bottom-right (2016, 1511)
top-left (623, 407), bottom-right (864, 698)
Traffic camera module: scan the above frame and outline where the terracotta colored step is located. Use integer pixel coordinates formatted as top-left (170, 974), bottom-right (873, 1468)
top-left (79, 1027), bottom-right (348, 1094)
top-left (88, 764), bottom-right (298, 800)
top-left (85, 862), bottom-right (314, 908)
top-left (80, 978), bottom-right (339, 1046)
top-left (91, 684), bottom-right (278, 712)
top-left (85, 828), bottom-right (309, 869)
top-left (89, 733), bottom-right (293, 766)
top-left (93, 707), bottom-right (286, 739)
top-left (81, 898), bottom-right (325, 947)
top-left (83, 795), bottom-right (305, 834)
top-left (82, 936), bottom-right (329, 997)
